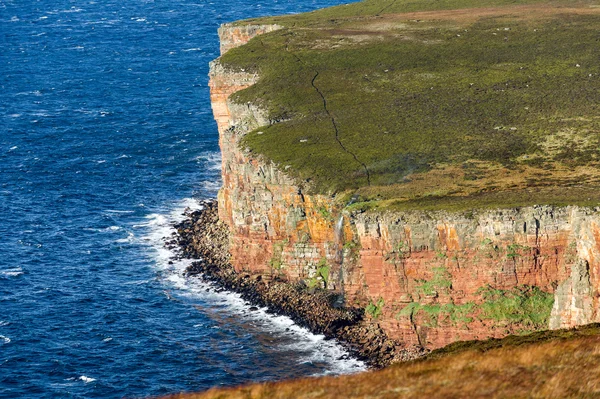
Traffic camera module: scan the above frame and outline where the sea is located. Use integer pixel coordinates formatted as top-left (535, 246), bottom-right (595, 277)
top-left (0, 0), bottom-right (364, 398)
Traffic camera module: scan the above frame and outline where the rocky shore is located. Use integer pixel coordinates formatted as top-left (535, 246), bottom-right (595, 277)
top-left (170, 200), bottom-right (425, 369)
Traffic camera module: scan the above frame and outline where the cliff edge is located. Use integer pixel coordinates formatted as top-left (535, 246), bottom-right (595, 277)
top-left (208, 0), bottom-right (600, 353)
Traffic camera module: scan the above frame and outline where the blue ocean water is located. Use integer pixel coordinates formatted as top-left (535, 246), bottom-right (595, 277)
top-left (0, 1), bottom-right (362, 398)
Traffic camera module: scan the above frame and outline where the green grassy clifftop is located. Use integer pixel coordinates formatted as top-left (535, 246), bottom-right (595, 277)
top-left (219, 0), bottom-right (600, 211)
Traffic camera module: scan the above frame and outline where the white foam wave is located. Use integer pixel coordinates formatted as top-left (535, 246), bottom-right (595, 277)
top-left (195, 152), bottom-right (221, 170)
top-left (138, 198), bottom-right (201, 270)
top-left (123, 279), bottom-right (153, 286)
top-left (137, 197), bottom-right (365, 376)
top-left (84, 225), bottom-right (124, 233)
top-left (1, 268), bottom-right (24, 277)
top-left (182, 48), bottom-right (203, 52)
top-left (0, 335), bottom-right (11, 344)
top-left (79, 376), bottom-right (95, 383)
top-left (15, 90), bottom-right (41, 96)
top-left (176, 276), bottom-right (366, 375)
top-left (0, 321), bottom-right (9, 327)
top-left (195, 152), bottom-right (222, 196)
top-left (200, 180), bottom-right (221, 194)
top-left (104, 209), bottom-right (134, 214)
top-left (115, 232), bottom-right (135, 243)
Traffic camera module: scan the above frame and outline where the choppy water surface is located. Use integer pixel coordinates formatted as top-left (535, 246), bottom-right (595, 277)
top-left (0, 1), bottom-right (363, 397)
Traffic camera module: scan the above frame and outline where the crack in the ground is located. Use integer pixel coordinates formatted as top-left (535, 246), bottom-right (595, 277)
top-left (286, 46), bottom-right (371, 185)
top-left (310, 71), bottom-right (371, 185)
top-left (376, 0), bottom-right (397, 16)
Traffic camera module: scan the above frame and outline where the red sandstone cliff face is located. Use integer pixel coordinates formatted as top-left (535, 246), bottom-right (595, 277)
top-left (217, 23), bottom-right (282, 56)
top-left (209, 24), bottom-right (600, 350)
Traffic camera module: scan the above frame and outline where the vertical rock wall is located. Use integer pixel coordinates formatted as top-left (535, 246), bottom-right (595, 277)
top-left (217, 23), bottom-right (282, 56)
top-left (209, 23), bottom-right (600, 349)
top-left (210, 24), bottom-right (345, 289)
top-left (353, 208), bottom-right (600, 347)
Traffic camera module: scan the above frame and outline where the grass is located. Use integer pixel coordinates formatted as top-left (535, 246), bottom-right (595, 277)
top-left (306, 258), bottom-right (332, 290)
top-left (398, 301), bottom-right (475, 327)
top-left (160, 324), bottom-right (600, 399)
top-left (237, 0), bottom-right (598, 28)
top-left (348, 186), bottom-right (600, 212)
top-left (477, 285), bottom-right (554, 328)
top-left (218, 0), bottom-right (600, 210)
top-left (269, 240), bottom-right (287, 271)
top-left (414, 266), bottom-right (452, 297)
top-left (397, 278), bottom-right (553, 330)
top-left (365, 297), bottom-right (385, 319)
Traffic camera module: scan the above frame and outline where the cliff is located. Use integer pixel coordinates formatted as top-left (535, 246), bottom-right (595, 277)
top-left (209, 9), bottom-right (600, 350)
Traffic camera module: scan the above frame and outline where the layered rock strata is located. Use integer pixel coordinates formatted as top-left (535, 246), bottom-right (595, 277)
top-left (209, 24), bottom-right (600, 351)
top-left (175, 201), bottom-right (422, 367)
top-left (217, 24), bottom-right (282, 56)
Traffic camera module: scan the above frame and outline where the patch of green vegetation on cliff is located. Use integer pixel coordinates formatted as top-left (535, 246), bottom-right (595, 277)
top-left (221, 0), bottom-right (600, 209)
top-left (269, 240), bottom-right (287, 271)
top-left (399, 301), bottom-right (475, 327)
top-left (478, 285), bottom-right (554, 328)
top-left (415, 266), bottom-right (452, 297)
top-left (399, 284), bottom-right (553, 329)
top-left (365, 297), bottom-right (385, 319)
top-left (306, 258), bottom-right (331, 290)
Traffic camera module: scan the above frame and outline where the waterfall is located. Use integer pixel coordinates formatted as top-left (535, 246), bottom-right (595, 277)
top-left (334, 214), bottom-right (345, 263)
top-left (332, 195), bottom-right (359, 306)
top-left (334, 194), bottom-right (358, 264)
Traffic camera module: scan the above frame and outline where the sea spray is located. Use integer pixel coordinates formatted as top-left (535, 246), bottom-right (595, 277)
top-left (142, 198), bottom-right (367, 375)
top-left (175, 200), bottom-right (419, 368)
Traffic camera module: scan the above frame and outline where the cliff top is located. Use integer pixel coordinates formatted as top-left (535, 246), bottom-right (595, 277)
top-left (161, 323), bottom-right (600, 398)
top-left (219, 0), bottom-right (600, 211)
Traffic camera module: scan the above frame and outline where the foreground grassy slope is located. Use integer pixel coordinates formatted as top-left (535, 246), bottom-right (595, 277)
top-left (162, 324), bottom-right (600, 398)
top-left (220, 0), bottom-right (600, 210)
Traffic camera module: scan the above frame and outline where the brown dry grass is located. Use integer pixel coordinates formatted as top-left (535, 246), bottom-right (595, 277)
top-left (158, 331), bottom-right (600, 399)
top-left (380, 3), bottom-right (600, 23)
top-left (327, 4), bottom-right (600, 34)
top-left (356, 161), bottom-right (600, 203)
top-left (304, 4), bottom-right (600, 48)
